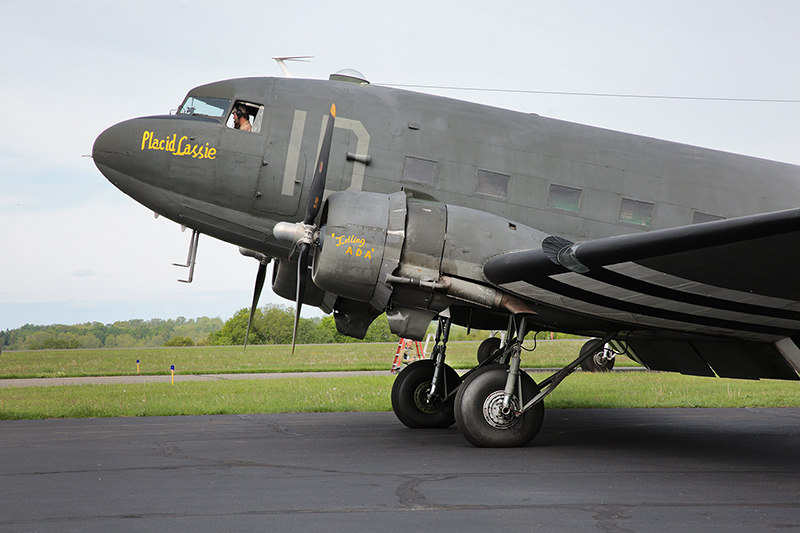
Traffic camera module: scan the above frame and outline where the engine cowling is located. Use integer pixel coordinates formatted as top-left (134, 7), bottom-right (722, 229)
top-left (311, 191), bottom-right (400, 306)
top-left (311, 190), bottom-right (541, 339)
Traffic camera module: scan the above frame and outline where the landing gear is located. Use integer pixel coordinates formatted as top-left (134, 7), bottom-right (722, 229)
top-left (454, 364), bottom-right (544, 447)
top-left (579, 340), bottom-right (616, 372)
top-left (391, 359), bottom-right (462, 428)
top-left (454, 316), bottom-right (619, 447)
top-left (454, 314), bottom-right (543, 447)
top-left (391, 315), bottom-right (462, 428)
top-left (391, 309), bottom-right (620, 447)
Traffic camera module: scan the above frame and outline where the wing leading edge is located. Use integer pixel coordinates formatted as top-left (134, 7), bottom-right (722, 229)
top-left (484, 207), bottom-right (800, 380)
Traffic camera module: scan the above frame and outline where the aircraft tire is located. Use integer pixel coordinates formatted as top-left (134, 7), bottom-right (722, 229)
top-left (476, 337), bottom-right (502, 364)
top-left (454, 364), bottom-right (544, 448)
top-left (391, 360), bottom-right (462, 429)
top-left (579, 342), bottom-right (616, 372)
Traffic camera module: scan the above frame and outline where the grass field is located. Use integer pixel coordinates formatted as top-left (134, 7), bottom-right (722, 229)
top-left (0, 339), bottom-right (638, 379)
top-left (1, 340), bottom-right (799, 420)
top-left (2, 372), bottom-right (799, 420)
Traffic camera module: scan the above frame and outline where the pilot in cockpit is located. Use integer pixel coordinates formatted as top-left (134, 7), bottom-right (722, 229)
top-left (232, 105), bottom-right (252, 131)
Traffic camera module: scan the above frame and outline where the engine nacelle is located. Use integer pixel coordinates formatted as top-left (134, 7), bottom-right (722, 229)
top-left (312, 190), bottom-right (543, 339)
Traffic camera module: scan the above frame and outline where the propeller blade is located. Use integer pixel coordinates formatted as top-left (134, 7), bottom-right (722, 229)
top-left (243, 260), bottom-right (268, 349)
top-left (304, 103), bottom-right (336, 225)
top-left (291, 243), bottom-right (310, 355)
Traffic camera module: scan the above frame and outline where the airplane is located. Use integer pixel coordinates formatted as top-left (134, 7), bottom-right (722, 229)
top-left (93, 68), bottom-right (800, 447)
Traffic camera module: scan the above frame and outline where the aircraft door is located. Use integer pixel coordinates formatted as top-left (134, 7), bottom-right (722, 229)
top-left (217, 138), bottom-right (267, 213)
top-left (256, 111), bottom-right (307, 217)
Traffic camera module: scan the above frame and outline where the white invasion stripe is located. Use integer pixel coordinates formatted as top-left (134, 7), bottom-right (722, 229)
top-left (282, 110), bottom-right (307, 196)
top-left (606, 261), bottom-right (800, 310)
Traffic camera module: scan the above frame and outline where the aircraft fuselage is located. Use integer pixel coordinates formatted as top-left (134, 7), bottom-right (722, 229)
top-left (95, 76), bottom-right (800, 255)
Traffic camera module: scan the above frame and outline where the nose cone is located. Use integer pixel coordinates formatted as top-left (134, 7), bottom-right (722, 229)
top-left (93, 120), bottom-right (135, 190)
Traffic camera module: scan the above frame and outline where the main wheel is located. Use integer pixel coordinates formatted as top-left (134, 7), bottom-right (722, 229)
top-left (476, 337), bottom-right (502, 364)
top-left (391, 359), bottom-right (463, 429)
top-left (454, 364), bottom-right (544, 447)
top-left (579, 342), bottom-right (616, 372)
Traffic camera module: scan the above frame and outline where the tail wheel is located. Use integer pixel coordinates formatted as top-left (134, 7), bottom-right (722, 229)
top-left (454, 364), bottom-right (544, 447)
top-left (391, 360), bottom-right (463, 429)
top-left (476, 337), bottom-right (502, 364)
top-left (579, 343), bottom-right (616, 372)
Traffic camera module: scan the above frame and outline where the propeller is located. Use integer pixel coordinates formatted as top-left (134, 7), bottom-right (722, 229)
top-left (274, 103), bottom-right (337, 354)
top-left (239, 248), bottom-right (271, 349)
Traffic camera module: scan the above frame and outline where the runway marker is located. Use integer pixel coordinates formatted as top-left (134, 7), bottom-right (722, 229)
top-left (171, 364), bottom-right (175, 385)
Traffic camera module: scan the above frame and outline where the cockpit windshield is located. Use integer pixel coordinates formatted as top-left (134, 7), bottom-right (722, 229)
top-left (177, 96), bottom-right (231, 118)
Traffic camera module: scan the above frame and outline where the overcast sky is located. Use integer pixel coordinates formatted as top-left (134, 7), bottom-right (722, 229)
top-left (2, 0), bottom-right (799, 330)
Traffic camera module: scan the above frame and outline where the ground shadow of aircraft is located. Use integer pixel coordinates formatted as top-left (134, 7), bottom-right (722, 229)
top-left (93, 68), bottom-right (800, 447)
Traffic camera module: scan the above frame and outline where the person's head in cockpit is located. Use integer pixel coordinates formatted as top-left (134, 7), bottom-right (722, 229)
top-left (233, 106), bottom-right (251, 131)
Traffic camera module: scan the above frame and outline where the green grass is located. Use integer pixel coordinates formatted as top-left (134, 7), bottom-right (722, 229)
top-left (0, 340), bottom-right (638, 379)
top-left (2, 341), bottom-right (798, 421)
top-left (544, 371), bottom-right (800, 408)
top-left (1, 372), bottom-right (799, 420)
top-left (0, 376), bottom-right (393, 419)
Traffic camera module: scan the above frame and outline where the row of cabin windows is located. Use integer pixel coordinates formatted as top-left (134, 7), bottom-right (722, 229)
top-left (403, 157), bottom-right (511, 199)
top-left (401, 156), bottom-right (725, 227)
top-left (550, 184), bottom-right (724, 226)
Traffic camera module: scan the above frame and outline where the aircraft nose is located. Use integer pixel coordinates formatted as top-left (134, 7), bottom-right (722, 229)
top-left (93, 120), bottom-right (135, 189)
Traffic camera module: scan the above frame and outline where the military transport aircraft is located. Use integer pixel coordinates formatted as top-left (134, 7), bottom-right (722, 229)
top-left (93, 69), bottom-right (800, 447)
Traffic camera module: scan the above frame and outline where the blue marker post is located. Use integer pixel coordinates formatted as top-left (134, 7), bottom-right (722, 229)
top-left (171, 364), bottom-right (175, 385)
top-left (137, 359), bottom-right (140, 373)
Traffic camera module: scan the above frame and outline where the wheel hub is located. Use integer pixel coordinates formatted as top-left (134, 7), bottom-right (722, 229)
top-left (414, 382), bottom-right (444, 414)
top-left (482, 391), bottom-right (521, 430)
top-left (594, 348), bottom-right (614, 367)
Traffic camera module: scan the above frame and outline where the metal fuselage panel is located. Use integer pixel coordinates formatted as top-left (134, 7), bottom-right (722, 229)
top-left (258, 77), bottom-right (800, 245)
top-left (96, 76), bottom-right (800, 259)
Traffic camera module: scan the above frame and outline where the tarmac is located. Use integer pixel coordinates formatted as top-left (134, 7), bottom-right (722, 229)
top-left (1, 404), bottom-right (799, 531)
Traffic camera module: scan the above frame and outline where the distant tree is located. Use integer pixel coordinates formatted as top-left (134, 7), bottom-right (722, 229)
top-left (259, 305), bottom-right (295, 344)
top-left (29, 337), bottom-right (81, 350)
top-left (206, 308), bottom-right (255, 346)
top-left (163, 336), bottom-right (195, 347)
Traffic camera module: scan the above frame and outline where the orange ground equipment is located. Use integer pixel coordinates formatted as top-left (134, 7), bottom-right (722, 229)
top-left (391, 338), bottom-right (425, 373)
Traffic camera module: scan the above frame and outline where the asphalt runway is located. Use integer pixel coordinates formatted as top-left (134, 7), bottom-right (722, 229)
top-left (1, 408), bottom-right (799, 532)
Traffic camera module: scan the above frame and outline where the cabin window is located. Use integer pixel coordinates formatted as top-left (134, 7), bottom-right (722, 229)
top-left (177, 96), bottom-right (231, 118)
top-left (548, 184), bottom-right (582, 212)
top-left (692, 211), bottom-right (725, 224)
top-left (619, 198), bottom-right (654, 227)
top-left (226, 101), bottom-right (265, 134)
top-left (402, 156), bottom-right (437, 185)
top-left (475, 170), bottom-right (510, 199)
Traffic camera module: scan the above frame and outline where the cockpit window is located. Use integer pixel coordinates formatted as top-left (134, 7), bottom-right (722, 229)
top-left (177, 96), bottom-right (231, 118)
top-left (226, 101), bottom-right (265, 134)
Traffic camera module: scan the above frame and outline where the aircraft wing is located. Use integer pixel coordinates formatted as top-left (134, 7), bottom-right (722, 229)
top-left (483, 207), bottom-right (800, 380)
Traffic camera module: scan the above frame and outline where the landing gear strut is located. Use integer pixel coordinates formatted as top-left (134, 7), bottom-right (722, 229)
top-left (454, 317), bottom-right (618, 447)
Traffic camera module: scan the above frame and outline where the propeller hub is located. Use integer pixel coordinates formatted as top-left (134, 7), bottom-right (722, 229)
top-left (274, 221), bottom-right (316, 246)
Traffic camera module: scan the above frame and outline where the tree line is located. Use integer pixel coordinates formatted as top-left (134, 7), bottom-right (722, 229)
top-left (0, 304), bottom-right (505, 351)
top-left (0, 305), bottom-right (401, 351)
top-left (0, 316), bottom-right (225, 351)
